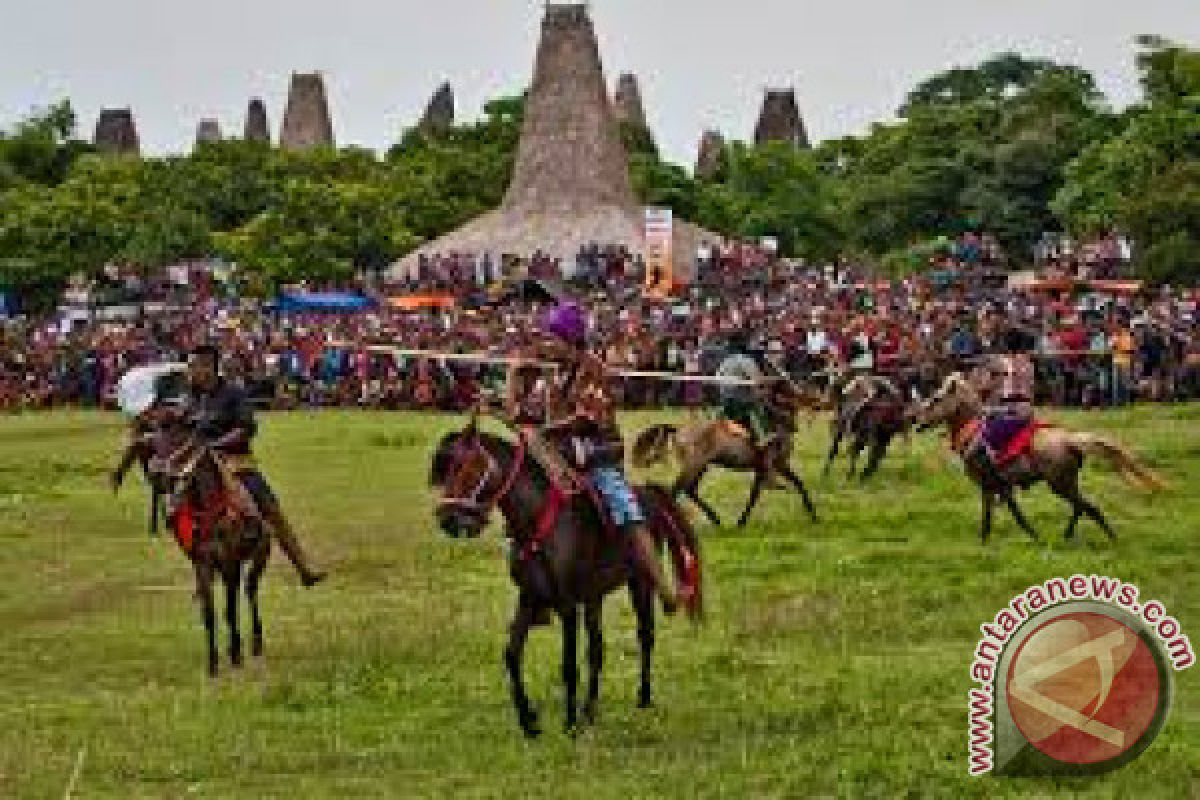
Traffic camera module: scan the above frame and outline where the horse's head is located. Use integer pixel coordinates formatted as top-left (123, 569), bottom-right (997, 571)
top-left (430, 421), bottom-right (517, 539)
top-left (915, 373), bottom-right (979, 432)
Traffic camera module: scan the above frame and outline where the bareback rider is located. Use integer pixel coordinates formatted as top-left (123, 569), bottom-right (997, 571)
top-left (184, 345), bottom-right (326, 587)
top-left (966, 337), bottom-right (1036, 482)
top-left (716, 333), bottom-right (782, 479)
top-left (529, 302), bottom-right (680, 614)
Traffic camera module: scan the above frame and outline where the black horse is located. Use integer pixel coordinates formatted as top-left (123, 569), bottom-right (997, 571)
top-left (431, 420), bottom-right (702, 737)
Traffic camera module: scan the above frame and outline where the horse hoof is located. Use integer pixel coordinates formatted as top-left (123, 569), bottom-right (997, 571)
top-left (581, 705), bottom-right (597, 725)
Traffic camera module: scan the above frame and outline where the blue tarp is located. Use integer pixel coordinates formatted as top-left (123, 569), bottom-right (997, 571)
top-left (274, 291), bottom-right (376, 313)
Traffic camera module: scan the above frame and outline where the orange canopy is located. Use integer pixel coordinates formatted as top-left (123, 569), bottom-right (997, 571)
top-left (386, 293), bottom-right (456, 310)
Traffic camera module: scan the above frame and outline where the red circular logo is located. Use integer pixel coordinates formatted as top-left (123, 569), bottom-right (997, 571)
top-left (1005, 611), bottom-right (1162, 765)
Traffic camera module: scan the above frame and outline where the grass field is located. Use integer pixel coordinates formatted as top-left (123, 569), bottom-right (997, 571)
top-left (0, 407), bottom-right (1197, 798)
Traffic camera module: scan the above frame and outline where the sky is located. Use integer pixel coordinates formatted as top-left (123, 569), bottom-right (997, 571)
top-left (4, 0), bottom-right (1199, 166)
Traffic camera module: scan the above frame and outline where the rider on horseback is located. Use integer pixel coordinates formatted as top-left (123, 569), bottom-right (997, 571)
top-left (966, 335), bottom-right (1036, 484)
top-left (184, 345), bottom-right (326, 587)
top-left (535, 302), bottom-right (680, 615)
top-left (716, 331), bottom-right (783, 482)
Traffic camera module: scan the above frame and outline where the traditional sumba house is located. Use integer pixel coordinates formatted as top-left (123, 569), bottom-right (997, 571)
top-left (279, 72), bottom-right (334, 150)
top-left (392, 4), bottom-right (712, 280)
top-left (93, 108), bottom-right (140, 155)
top-left (613, 72), bottom-right (647, 129)
top-left (753, 88), bottom-right (809, 148)
top-left (194, 118), bottom-right (222, 146)
top-left (695, 130), bottom-right (727, 181)
top-left (418, 82), bottom-right (455, 136)
top-left (244, 98), bottom-right (270, 143)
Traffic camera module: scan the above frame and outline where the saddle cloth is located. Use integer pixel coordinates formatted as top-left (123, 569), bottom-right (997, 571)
top-left (979, 416), bottom-right (1048, 468)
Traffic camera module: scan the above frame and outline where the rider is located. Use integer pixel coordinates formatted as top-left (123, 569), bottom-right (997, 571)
top-left (967, 336), bottom-right (1036, 481)
top-left (535, 302), bottom-right (680, 615)
top-left (716, 331), bottom-right (781, 480)
top-left (184, 344), bottom-right (326, 587)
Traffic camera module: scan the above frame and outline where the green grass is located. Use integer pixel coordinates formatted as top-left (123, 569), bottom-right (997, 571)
top-left (0, 408), bottom-right (1197, 798)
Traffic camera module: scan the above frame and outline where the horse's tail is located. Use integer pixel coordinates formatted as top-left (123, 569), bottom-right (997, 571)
top-left (642, 483), bottom-right (703, 621)
top-left (632, 424), bottom-right (678, 469)
top-left (1071, 433), bottom-right (1167, 492)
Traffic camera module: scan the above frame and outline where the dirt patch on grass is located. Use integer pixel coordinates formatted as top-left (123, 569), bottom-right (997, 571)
top-left (740, 591), bottom-right (841, 636)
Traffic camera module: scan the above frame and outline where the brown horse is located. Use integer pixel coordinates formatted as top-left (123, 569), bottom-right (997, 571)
top-left (915, 374), bottom-right (1163, 543)
top-left (430, 419), bottom-right (702, 737)
top-left (115, 407), bottom-right (270, 675)
top-left (824, 375), bottom-right (912, 481)
top-left (632, 384), bottom-right (819, 527)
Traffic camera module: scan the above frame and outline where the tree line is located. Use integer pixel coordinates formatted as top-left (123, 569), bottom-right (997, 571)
top-left (1, 37), bottom-right (1198, 308)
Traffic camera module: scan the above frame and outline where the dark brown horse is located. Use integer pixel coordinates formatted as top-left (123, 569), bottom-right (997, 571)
top-left (430, 419), bottom-right (702, 737)
top-left (824, 375), bottom-right (912, 481)
top-left (632, 382), bottom-right (820, 527)
top-left (916, 374), bottom-right (1164, 543)
top-left (114, 408), bottom-right (270, 675)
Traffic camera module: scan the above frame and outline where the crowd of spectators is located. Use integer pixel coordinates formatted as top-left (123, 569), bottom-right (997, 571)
top-left (2, 236), bottom-right (1199, 413)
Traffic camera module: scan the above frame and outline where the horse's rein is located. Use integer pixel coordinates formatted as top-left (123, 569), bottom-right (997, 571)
top-left (439, 430), bottom-right (526, 515)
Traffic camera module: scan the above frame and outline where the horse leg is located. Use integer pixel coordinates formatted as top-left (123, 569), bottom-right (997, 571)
top-left (981, 492), bottom-right (995, 544)
top-left (1079, 496), bottom-right (1116, 541)
top-left (505, 596), bottom-right (540, 737)
top-left (823, 423), bottom-right (845, 477)
top-left (195, 564), bottom-right (218, 677)
top-left (688, 486), bottom-right (722, 527)
top-left (581, 601), bottom-right (603, 724)
top-left (246, 546), bottom-right (267, 657)
top-left (630, 578), bottom-right (656, 708)
top-left (560, 604), bottom-right (579, 733)
top-left (847, 429), bottom-right (872, 480)
top-left (781, 464), bottom-right (818, 522)
top-left (1002, 492), bottom-right (1040, 542)
top-left (736, 472), bottom-right (766, 528)
top-left (682, 467), bottom-right (722, 527)
top-left (224, 561), bottom-right (243, 667)
top-left (861, 434), bottom-right (890, 481)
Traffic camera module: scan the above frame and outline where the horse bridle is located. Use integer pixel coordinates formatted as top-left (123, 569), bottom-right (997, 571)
top-left (438, 431), bottom-right (526, 517)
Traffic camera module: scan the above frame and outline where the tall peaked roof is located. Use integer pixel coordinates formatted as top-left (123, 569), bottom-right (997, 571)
top-left (244, 98), bottom-right (270, 143)
top-left (93, 108), bottom-right (140, 155)
top-left (503, 4), bottom-right (635, 213)
top-left (613, 72), bottom-right (648, 129)
top-left (754, 88), bottom-right (809, 148)
top-left (392, 4), bottom-right (714, 279)
top-left (418, 82), bottom-right (455, 136)
top-left (695, 130), bottom-right (726, 180)
top-left (195, 118), bottom-right (222, 146)
top-left (280, 72), bottom-right (334, 151)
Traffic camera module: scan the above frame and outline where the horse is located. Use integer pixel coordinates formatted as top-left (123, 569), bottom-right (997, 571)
top-left (430, 418), bottom-right (702, 737)
top-left (631, 381), bottom-right (820, 528)
top-left (915, 373), bottom-right (1164, 543)
top-left (115, 407), bottom-right (270, 675)
top-left (824, 375), bottom-right (913, 481)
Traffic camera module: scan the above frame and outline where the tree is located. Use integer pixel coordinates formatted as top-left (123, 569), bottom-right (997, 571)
top-left (1054, 38), bottom-right (1200, 283)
